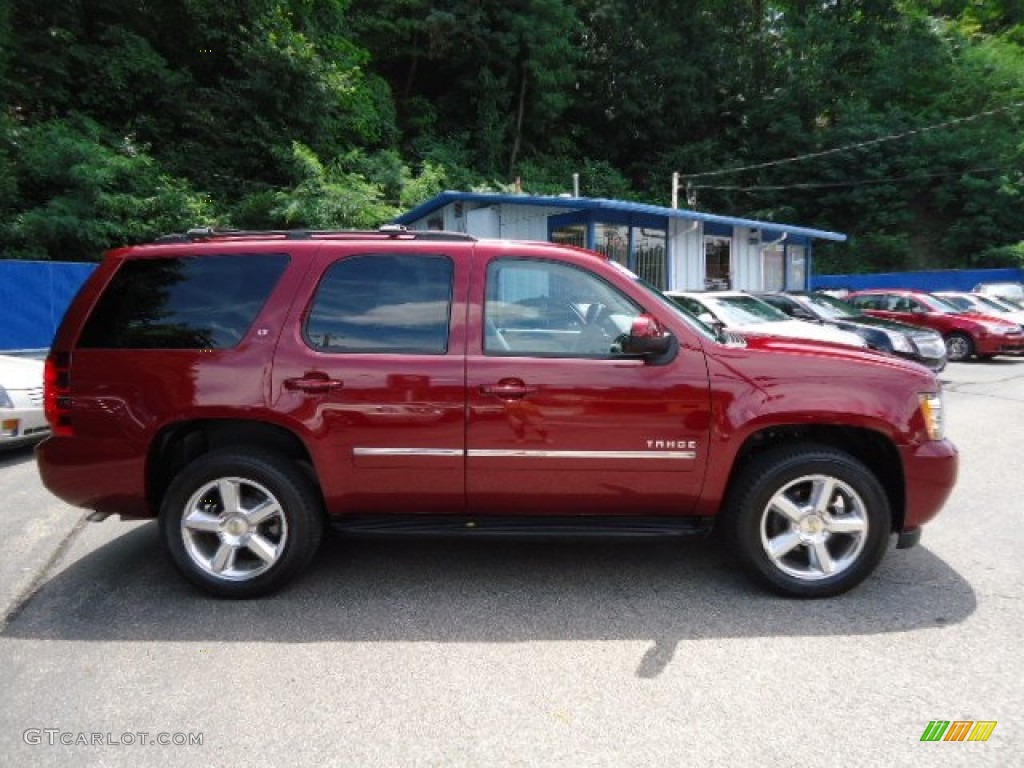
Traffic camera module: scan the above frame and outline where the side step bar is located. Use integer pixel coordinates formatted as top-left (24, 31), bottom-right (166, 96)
top-left (331, 515), bottom-right (715, 539)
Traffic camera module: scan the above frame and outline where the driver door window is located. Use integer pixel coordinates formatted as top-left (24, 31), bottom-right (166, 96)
top-left (484, 259), bottom-right (642, 357)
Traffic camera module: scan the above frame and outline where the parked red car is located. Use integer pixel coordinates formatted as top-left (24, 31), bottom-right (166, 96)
top-left (847, 289), bottom-right (1024, 362)
top-left (37, 229), bottom-right (957, 598)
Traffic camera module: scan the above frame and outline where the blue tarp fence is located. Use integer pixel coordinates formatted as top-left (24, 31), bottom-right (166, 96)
top-left (811, 266), bottom-right (1024, 293)
top-left (0, 261), bottom-right (97, 351)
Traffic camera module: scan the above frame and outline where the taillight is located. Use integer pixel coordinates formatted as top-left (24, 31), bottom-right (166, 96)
top-left (44, 352), bottom-right (73, 437)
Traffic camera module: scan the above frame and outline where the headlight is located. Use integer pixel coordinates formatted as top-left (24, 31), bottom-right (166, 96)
top-left (918, 391), bottom-right (945, 441)
top-left (886, 331), bottom-right (914, 353)
top-left (0, 386), bottom-right (13, 409)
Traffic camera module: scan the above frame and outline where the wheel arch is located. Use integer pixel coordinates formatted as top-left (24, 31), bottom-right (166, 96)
top-left (722, 425), bottom-right (905, 533)
top-left (147, 419), bottom-right (321, 516)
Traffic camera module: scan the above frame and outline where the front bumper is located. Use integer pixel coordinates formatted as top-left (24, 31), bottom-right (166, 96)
top-left (975, 334), bottom-right (1024, 356)
top-left (899, 438), bottom-right (958, 530)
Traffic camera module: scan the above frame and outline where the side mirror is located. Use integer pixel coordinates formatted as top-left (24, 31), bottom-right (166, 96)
top-left (621, 314), bottom-right (673, 357)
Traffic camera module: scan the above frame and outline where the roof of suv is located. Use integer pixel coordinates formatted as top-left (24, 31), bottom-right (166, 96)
top-left (151, 225), bottom-right (478, 245)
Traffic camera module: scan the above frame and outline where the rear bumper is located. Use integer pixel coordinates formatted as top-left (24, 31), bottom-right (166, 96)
top-left (0, 406), bottom-right (50, 447)
top-left (899, 439), bottom-right (958, 530)
top-left (35, 436), bottom-right (152, 518)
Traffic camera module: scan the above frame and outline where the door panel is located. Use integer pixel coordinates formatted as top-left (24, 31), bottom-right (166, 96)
top-left (272, 247), bottom-right (468, 515)
top-left (467, 255), bottom-right (711, 516)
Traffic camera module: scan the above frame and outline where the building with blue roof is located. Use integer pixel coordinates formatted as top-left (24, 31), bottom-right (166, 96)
top-left (394, 191), bottom-right (846, 292)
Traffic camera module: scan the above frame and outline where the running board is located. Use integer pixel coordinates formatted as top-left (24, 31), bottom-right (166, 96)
top-left (330, 515), bottom-right (714, 539)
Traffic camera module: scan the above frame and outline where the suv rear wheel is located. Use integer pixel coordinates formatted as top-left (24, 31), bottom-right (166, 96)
top-left (725, 445), bottom-right (891, 597)
top-left (159, 450), bottom-right (324, 598)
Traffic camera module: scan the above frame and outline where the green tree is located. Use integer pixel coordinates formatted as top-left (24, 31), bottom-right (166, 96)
top-left (350, 0), bottom-right (582, 179)
top-left (6, 118), bottom-right (213, 260)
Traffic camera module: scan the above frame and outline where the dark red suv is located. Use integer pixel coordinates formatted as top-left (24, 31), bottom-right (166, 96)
top-left (37, 228), bottom-right (958, 598)
top-left (847, 289), bottom-right (1024, 362)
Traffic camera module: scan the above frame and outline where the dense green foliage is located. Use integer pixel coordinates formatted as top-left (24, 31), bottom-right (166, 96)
top-left (1, 0), bottom-right (1022, 270)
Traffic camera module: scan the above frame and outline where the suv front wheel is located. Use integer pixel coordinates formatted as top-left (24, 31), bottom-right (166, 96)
top-left (159, 450), bottom-right (324, 598)
top-left (725, 445), bottom-right (891, 597)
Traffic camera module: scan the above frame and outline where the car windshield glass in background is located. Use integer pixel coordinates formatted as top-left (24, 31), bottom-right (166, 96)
top-left (306, 253), bottom-right (453, 354)
top-left (641, 287), bottom-right (717, 340)
top-left (926, 294), bottom-right (966, 313)
top-left (940, 295), bottom-right (972, 311)
top-left (78, 254), bottom-right (289, 349)
top-left (974, 295), bottom-right (1012, 313)
top-left (803, 293), bottom-right (860, 318)
top-left (712, 296), bottom-right (789, 325)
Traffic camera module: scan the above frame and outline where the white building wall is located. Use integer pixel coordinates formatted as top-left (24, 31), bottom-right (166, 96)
top-left (467, 207), bottom-right (500, 238)
top-left (409, 203), bottom-right (571, 240)
top-left (495, 204), bottom-right (570, 240)
top-left (406, 201), bottom-right (807, 292)
top-left (732, 227), bottom-right (762, 291)
top-left (667, 219), bottom-right (704, 290)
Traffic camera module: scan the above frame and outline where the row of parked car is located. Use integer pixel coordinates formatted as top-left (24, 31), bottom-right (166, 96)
top-left (665, 285), bottom-right (1024, 369)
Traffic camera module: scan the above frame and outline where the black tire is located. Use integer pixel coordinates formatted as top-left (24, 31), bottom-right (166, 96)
top-left (944, 332), bottom-right (974, 362)
top-left (722, 445), bottom-right (891, 598)
top-left (159, 450), bottom-right (324, 598)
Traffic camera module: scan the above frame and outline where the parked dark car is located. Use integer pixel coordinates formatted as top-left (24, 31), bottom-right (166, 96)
top-left (756, 292), bottom-right (947, 371)
top-left (847, 289), bottom-right (1024, 362)
top-left (36, 228), bottom-right (957, 599)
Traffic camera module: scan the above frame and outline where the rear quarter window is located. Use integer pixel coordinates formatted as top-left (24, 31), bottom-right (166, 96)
top-left (304, 253), bottom-right (453, 354)
top-left (77, 253), bottom-right (290, 349)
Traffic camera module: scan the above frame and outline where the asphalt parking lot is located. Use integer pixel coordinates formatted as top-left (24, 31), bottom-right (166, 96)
top-left (0, 358), bottom-right (1021, 767)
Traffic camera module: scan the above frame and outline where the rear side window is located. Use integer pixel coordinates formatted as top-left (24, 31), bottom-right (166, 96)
top-left (78, 254), bottom-right (289, 349)
top-left (305, 253), bottom-right (453, 354)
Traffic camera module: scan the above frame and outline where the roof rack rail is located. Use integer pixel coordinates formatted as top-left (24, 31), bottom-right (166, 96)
top-left (152, 225), bottom-right (476, 244)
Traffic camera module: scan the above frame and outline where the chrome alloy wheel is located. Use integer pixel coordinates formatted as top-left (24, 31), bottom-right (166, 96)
top-left (758, 474), bottom-right (869, 581)
top-left (945, 333), bottom-right (973, 362)
top-left (180, 476), bottom-right (289, 582)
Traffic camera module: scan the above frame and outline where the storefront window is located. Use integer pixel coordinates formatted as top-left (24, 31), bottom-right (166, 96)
top-left (705, 238), bottom-right (731, 290)
top-left (763, 246), bottom-right (784, 291)
top-left (594, 223), bottom-right (629, 266)
top-left (551, 223), bottom-right (586, 249)
top-left (786, 246), bottom-right (807, 290)
top-left (633, 227), bottom-right (667, 289)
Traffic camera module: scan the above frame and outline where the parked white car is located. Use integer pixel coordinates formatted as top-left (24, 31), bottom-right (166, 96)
top-left (665, 291), bottom-right (869, 348)
top-left (974, 281), bottom-right (1024, 304)
top-left (0, 355), bottom-right (50, 448)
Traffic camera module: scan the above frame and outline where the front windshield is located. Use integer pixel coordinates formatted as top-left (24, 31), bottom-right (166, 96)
top-left (940, 295), bottom-right (973, 312)
top-left (926, 294), bottom-right (967, 313)
top-left (974, 294), bottom-right (1012, 313)
top-left (710, 295), bottom-right (789, 325)
top-left (803, 293), bottom-right (861, 319)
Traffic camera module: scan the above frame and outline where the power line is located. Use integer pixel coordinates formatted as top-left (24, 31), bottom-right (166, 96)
top-left (681, 102), bottom-right (1024, 180)
top-left (695, 166), bottom-right (1008, 192)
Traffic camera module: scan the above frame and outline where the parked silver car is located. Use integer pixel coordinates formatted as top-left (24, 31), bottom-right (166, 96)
top-left (937, 291), bottom-right (1024, 329)
top-left (665, 291), bottom-right (869, 348)
top-left (0, 354), bottom-right (50, 448)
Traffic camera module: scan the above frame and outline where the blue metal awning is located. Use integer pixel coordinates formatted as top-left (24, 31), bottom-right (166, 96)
top-left (394, 191), bottom-right (847, 243)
